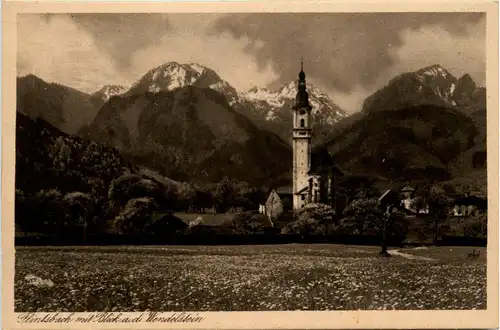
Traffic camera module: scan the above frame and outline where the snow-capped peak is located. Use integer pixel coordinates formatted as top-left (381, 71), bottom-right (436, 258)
top-left (93, 84), bottom-right (128, 102)
top-left (362, 64), bottom-right (482, 112)
top-left (126, 62), bottom-right (241, 104)
top-left (241, 80), bottom-right (348, 124)
top-left (420, 64), bottom-right (449, 78)
top-left (123, 61), bottom-right (347, 133)
top-left (411, 65), bottom-right (461, 104)
top-left (188, 63), bottom-right (206, 75)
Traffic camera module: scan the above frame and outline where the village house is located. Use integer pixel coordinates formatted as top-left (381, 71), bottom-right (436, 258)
top-left (398, 184), bottom-right (429, 214)
top-left (400, 184), bottom-right (415, 210)
top-left (264, 186), bottom-right (293, 221)
top-left (378, 189), bottom-right (417, 218)
top-left (452, 195), bottom-right (487, 217)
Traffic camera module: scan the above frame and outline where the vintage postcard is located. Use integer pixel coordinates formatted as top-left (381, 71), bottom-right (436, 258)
top-left (2, 0), bottom-right (499, 329)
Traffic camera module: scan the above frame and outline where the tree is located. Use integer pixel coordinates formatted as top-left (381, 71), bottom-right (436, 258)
top-left (186, 182), bottom-right (215, 213)
top-left (15, 189), bottom-right (29, 236)
top-left (339, 198), bottom-right (380, 236)
top-left (414, 185), bottom-right (451, 244)
top-left (340, 198), bottom-right (408, 256)
top-left (234, 185), bottom-right (266, 211)
top-left (63, 192), bottom-right (92, 242)
top-left (336, 175), bottom-right (380, 208)
top-left (33, 189), bottom-right (71, 235)
top-left (108, 173), bottom-right (173, 210)
top-left (112, 197), bottom-right (157, 235)
top-left (231, 211), bottom-right (271, 234)
top-left (281, 203), bottom-right (337, 236)
top-left (463, 213), bottom-right (487, 238)
top-left (214, 177), bottom-right (235, 213)
top-left (176, 182), bottom-right (197, 212)
top-left (108, 174), bottom-right (144, 206)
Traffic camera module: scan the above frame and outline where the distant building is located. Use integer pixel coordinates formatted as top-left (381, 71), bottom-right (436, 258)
top-left (292, 61), bottom-right (341, 209)
top-left (265, 186), bottom-right (293, 221)
top-left (400, 185), bottom-right (415, 199)
top-left (378, 189), bottom-right (423, 218)
top-left (399, 185), bottom-right (429, 214)
top-left (452, 195), bottom-right (487, 217)
top-left (378, 189), bottom-right (401, 210)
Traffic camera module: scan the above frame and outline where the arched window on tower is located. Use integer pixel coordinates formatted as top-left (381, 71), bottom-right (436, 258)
top-left (300, 119), bottom-right (305, 128)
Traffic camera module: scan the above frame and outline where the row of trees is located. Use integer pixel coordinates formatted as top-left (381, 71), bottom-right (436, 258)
top-left (15, 173), bottom-right (268, 237)
top-left (15, 168), bottom-right (487, 250)
top-left (174, 177), bottom-right (266, 213)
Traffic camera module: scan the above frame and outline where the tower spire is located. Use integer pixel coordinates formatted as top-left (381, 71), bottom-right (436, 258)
top-left (299, 57), bottom-right (305, 81)
top-left (295, 57), bottom-right (309, 108)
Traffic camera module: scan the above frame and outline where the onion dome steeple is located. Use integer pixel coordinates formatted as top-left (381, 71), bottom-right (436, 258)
top-left (294, 59), bottom-right (311, 109)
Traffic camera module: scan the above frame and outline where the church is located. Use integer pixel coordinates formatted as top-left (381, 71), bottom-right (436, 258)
top-left (264, 62), bottom-right (342, 220)
top-left (292, 61), bottom-right (340, 209)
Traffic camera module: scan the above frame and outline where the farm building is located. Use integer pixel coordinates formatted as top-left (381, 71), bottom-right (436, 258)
top-left (452, 195), bottom-right (487, 217)
top-left (264, 186), bottom-right (293, 221)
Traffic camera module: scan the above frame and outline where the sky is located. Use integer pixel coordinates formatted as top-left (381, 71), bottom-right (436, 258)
top-left (17, 13), bottom-right (486, 113)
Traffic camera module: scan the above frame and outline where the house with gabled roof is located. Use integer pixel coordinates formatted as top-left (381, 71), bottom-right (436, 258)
top-left (264, 186), bottom-right (294, 221)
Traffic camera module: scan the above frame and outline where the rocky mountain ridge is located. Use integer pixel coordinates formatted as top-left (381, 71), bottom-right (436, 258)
top-left (117, 62), bottom-right (348, 143)
top-left (362, 64), bottom-right (485, 114)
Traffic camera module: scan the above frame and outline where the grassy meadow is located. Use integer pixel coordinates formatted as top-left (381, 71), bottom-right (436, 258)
top-left (15, 244), bottom-right (486, 312)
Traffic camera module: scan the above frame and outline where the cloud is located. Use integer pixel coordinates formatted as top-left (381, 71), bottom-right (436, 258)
top-left (390, 18), bottom-right (486, 86)
top-left (18, 13), bottom-right (486, 113)
top-left (17, 14), bottom-right (119, 93)
top-left (212, 13), bottom-right (486, 111)
top-left (128, 14), bottom-right (278, 91)
top-left (18, 13), bottom-right (276, 94)
top-left (68, 14), bottom-right (171, 70)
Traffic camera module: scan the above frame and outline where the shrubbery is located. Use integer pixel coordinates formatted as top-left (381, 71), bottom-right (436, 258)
top-left (112, 197), bottom-right (157, 234)
top-left (281, 203), bottom-right (337, 236)
top-left (463, 214), bottom-right (487, 238)
top-left (231, 211), bottom-right (272, 235)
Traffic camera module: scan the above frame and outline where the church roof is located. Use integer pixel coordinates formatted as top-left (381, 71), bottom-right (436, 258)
top-left (308, 146), bottom-right (341, 175)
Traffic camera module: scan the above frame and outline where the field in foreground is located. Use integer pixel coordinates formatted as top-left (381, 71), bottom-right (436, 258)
top-left (15, 244), bottom-right (486, 311)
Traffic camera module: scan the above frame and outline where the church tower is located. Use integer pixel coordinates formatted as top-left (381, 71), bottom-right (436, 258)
top-left (292, 61), bottom-right (312, 209)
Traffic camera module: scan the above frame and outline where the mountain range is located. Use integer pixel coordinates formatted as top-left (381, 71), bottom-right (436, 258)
top-left (362, 64), bottom-right (486, 115)
top-left (16, 62), bottom-right (487, 190)
top-left (17, 75), bottom-right (100, 135)
top-left (80, 85), bottom-right (292, 186)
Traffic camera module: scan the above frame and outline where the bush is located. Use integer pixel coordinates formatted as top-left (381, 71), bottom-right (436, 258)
top-left (464, 214), bottom-right (487, 238)
top-left (231, 211), bottom-right (272, 235)
top-left (112, 197), bottom-right (157, 234)
top-left (272, 211), bottom-right (294, 229)
top-left (31, 189), bottom-right (72, 235)
top-left (108, 173), bottom-right (172, 209)
top-left (338, 198), bottom-right (380, 235)
top-left (281, 203), bottom-right (337, 236)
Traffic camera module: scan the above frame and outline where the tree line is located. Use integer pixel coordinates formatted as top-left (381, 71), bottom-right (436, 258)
top-left (15, 169), bottom-right (487, 254)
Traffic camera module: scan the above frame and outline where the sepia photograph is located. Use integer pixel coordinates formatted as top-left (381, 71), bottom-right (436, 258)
top-left (2, 1), bottom-right (499, 329)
